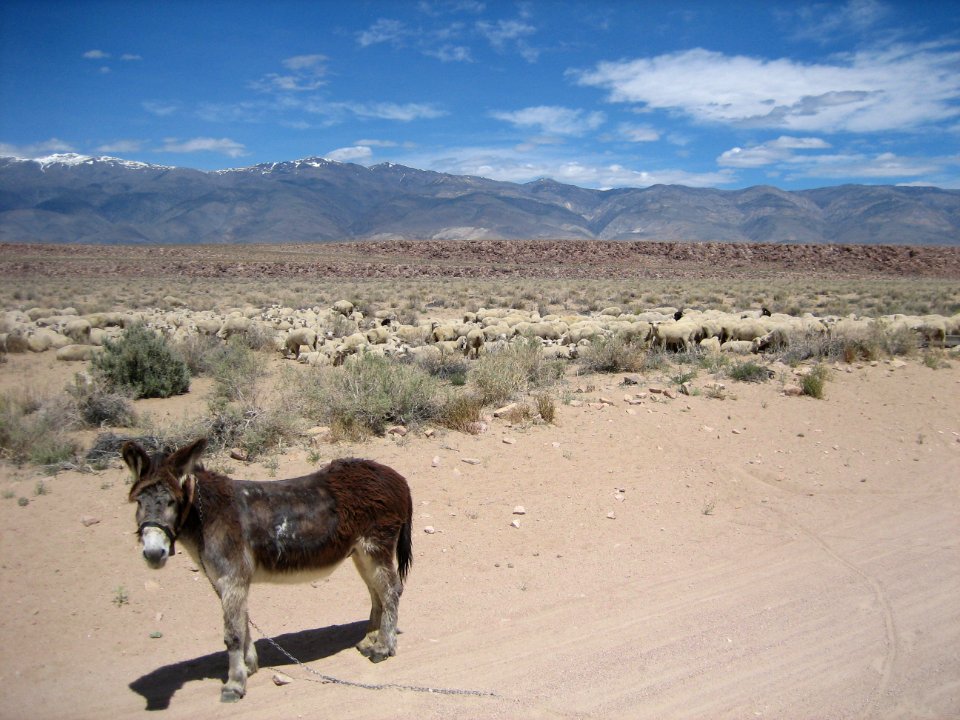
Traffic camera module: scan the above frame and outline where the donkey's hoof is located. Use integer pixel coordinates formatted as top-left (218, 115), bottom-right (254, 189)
top-left (221, 688), bottom-right (244, 703)
top-left (357, 643), bottom-right (394, 663)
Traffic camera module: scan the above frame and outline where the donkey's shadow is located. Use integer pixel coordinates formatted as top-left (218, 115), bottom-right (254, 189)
top-left (129, 621), bottom-right (367, 710)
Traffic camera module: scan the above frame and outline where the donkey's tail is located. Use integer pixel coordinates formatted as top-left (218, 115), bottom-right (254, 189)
top-left (397, 516), bottom-right (413, 583)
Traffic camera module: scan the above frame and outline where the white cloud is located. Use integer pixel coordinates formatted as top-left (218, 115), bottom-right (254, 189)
top-left (785, 150), bottom-right (942, 180)
top-left (282, 54), bottom-right (326, 71)
top-left (418, 0), bottom-right (486, 16)
top-left (477, 18), bottom-right (534, 46)
top-left (476, 18), bottom-right (538, 61)
top-left (356, 138), bottom-right (398, 147)
top-left (342, 102), bottom-right (447, 121)
top-left (96, 139), bottom-right (145, 154)
top-left (618, 123), bottom-right (660, 142)
top-left (425, 44), bottom-right (473, 62)
top-left (718, 135), bottom-right (832, 167)
top-left (0, 138), bottom-right (75, 158)
top-left (252, 55), bottom-right (328, 93)
top-left (573, 44), bottom-right (960, 133)
top-left (491, 106), bottom-right (605, 136)
top-left (197, 101), bottom-right (268, 124)
top-left (83, 49), bottom-right (110, 59)
top-left (121, 53), bottom-right (142, 61)
top-left (357, 19), bottom-right (408, 47)
top-left (393, 145), bottom-right (733, 188)
top-left (325, 146), bottom-right (374, 162)
top-left (142, 100), bottom-right (179, 116)
top-left (161, 137), bottom-right (248, 157)
top-left (783, 0), bottom-right (890, 43)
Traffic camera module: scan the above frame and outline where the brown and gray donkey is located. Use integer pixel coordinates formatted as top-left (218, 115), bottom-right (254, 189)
top-left (123, 437), bottom-right (413, 703)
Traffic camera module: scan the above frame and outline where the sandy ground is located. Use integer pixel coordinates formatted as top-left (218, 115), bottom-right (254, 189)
top-left (0, 352), bottom-right (958, 720)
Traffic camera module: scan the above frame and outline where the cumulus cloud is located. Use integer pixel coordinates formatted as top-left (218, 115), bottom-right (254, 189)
top-left (251, 54), bottom-right (328, 92)
top-left (0, 138), bottom-right (75, 158)
top-left (324, 145), bottom-right (374, 162)
top-left (83, 49), bottom-right (110, 59)
top-left (718, 136), bottom-right (832, 167)
top-left (393, 145), bottom-right (734, 188)
top-left (782, 0), bottom-right (890, 43)
top-left (197, 101), bottom-right (269, 124)
top-left (425, 44), bottom-right (473, 62)
top-left (357, 19), bottom-right (408, 47)
top-left (491, 106), bottom-right (605, 136)
top-left (96, 139), bottom-right (145, 154)
top-left (572, 44), bottom-right (960, 133)
top-left (342, 102), bottom-right (447, 121)
top-left (785, 150), bottom-right (942, 180)
top-left (476, 18), bottom-right (538, 61)
top-left (142, 100), bottom-right (180, 116)
top-left (121, 53), bottom-right (142, 61)
top-left (618, 123), bottom-right (660, 142)
top-left (161, 137), bottom-right (248, 157)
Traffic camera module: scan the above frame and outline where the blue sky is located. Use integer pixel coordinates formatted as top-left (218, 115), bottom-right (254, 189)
top-left (1, 0), bottom-right (959, 190)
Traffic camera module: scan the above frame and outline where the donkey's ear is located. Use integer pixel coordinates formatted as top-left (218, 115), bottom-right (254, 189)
top-left (122, 441), bottom-right (153, 501)
top-left (169, 437), bottom-right (207, 486)
top-left (121, 441), bottom-right (151, 481)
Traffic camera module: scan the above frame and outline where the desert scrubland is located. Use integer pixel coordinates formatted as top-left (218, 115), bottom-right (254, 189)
top-left (0, 240), bottom-right (959, 719)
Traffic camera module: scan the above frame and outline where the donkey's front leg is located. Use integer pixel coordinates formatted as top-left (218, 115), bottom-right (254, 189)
top-left (219, 580), bottom-right (252, 702)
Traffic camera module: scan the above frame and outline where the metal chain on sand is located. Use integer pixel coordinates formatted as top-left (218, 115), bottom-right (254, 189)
top-left (247, 617), bottom-right (499, 698)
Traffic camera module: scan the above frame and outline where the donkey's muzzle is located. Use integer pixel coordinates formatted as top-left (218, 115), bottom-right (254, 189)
top-left (139, 523), bottom-right (174, 569)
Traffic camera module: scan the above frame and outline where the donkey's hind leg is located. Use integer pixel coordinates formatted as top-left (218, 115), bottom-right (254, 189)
top-left (352, 544), bottom-right (402, 663)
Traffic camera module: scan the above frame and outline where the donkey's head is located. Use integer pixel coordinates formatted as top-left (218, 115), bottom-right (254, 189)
top-left (123, 438), bottom-right (206, 569)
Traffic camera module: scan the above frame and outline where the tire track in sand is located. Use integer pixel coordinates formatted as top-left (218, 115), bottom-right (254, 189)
top-left (760, 503), bottom-right (899, 720)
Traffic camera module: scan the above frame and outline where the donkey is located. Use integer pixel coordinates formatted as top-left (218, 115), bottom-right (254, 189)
top-left (123, 437), bottom-right (413, 702)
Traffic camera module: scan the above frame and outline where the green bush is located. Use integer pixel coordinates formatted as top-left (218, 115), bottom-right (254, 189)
top-left (68, 377), bottom-right (136, 428)
top-left (301, 352), bottom-right (442, 437)
top-left (728, 360), bottom-right (770, 383)
top-left (535, 393), bottom-right (557, 424)
top-left (208, 337), bottom-right (265, 406)
top-left (0, 392), bottom-right (77, 466)
top-left (437, 391), bottom-right (485, 433)
top-left (93, 324), bottom-right (190, 399)
top-left (578, 336), bottom-right (647, 374)
top-left (473, 338), bottom-right (564, 405)
top-left (410, 351), bottom-right (470, 383)
top-left (204, 404), bottom-right (300, 459)
top-left (174, 333), bottom-right (224, 375)
top-left (801, 364), bottom-right (830, 399)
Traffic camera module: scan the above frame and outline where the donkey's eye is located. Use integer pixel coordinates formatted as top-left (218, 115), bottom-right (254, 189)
top-left (166, 499), bottom-right (176, 509)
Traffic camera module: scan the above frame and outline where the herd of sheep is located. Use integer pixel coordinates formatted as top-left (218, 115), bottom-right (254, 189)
top-left (2, 298), bottom-right (958, 367)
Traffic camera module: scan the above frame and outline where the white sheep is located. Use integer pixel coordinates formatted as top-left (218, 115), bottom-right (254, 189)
top-left (751, 329), bottom-right (789, 353)
top-left (699, 336), bottom-right (721, 355)
top-left (217, 316), bottom-right (252, 340)
top-left (365, 325), bottom-right (392, 345)
top-left (284, 328), bottom-right (318, 356)
top-left (721, 340), bottom-right (755, 354)
top-left (332, 300), bottom-right (354, 317)
top-left (652, 321), bottom-right (701, 352)
top-left (195, 318), bottom-right (223, 336)
top-left (395, 323), bottom-right (429, 346)
top-left (564, 322), bottom-right (605, 345)
top-left (430, 321), bottom-right (459, 343)
top-left (462, 327), bottom-right (485, 359)
top-left (333, 333), bottom-right (368, 365)
top-left (55, 344), bottom-right (102, 362)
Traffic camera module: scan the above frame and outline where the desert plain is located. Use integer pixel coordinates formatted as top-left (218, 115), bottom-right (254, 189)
top-left (0, 240), bottom-right (958, 720)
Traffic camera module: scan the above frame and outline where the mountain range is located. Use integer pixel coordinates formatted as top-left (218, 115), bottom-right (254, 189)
top-left (1, 154), bottom-right (958, 245)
